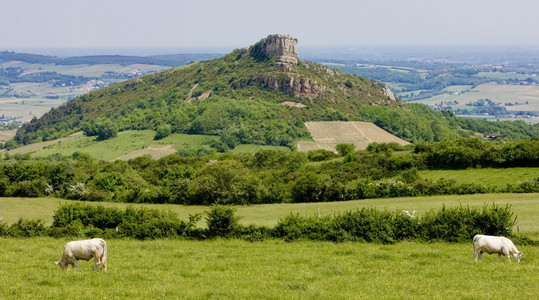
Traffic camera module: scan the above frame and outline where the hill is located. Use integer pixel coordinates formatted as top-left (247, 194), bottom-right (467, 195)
top-left (11, 35), bottom-right (539, 151)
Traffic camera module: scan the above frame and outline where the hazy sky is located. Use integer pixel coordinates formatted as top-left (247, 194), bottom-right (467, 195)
top-left (3, 0), bottom-right (539, 50)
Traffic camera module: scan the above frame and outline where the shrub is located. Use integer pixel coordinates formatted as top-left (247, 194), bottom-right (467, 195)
top-left (205, 205), bottom-right (239, 237)
top-left (8, 219), bottom-right (46, 237)
top-left (0, 219), bottom-right (8, 236)
top-left (154, 124), bottom-right (172, 140)
top-left (335, 143), bottom-right (355, 157)
top-left (272, 204), bottom-right (516, 244)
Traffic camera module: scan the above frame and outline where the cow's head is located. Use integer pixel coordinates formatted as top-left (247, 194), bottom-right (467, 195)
top-left (55, 261), bottom-right (68, 269)
top-left (513, 251), bottom-right (522, 263)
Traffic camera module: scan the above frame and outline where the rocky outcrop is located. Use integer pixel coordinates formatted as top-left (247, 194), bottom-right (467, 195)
top-left (254, 34), bottom-right (298, 64)
top-left (260, 76), bottom-right (324, 99)
top-left (380, 83), bottom-right (396, 101)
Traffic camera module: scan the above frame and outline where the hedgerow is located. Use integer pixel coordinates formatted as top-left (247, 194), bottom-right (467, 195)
top-left (0, 203), bottom-right (524, 244)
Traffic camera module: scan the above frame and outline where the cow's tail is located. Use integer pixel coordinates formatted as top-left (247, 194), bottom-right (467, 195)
top-left (101, 239), bottom-right (107, 271)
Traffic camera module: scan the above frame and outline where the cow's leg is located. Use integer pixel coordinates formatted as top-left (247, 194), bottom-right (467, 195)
top-left (73, 260), bottom-right (81, 272)
top-left (101, 257), bottom-right (107, 271)
top-left (478, 251), bottom-right (483, 261)
top-left (93, 255), bottom-right (100, 271)
top-left (501, 249), bottom-right (511, 262)
top-left (474, 250), bottom-right (479, 262)
top-left (498, 253), bottom-right (502, 261)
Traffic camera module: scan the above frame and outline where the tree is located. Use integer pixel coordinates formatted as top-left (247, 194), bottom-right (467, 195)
top-left (154, 124), bottom-right (172, 140)
top-left (96, 120), bottom-right (118, 141)
top-left (335, 143), bottom-right (355, 157)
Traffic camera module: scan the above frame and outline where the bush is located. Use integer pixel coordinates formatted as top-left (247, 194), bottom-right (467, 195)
top-left (205, 205), bottom-right (240, 237)
top-left (273, 203), bottom-right (516, 244)
top-left (335, 143), bottom-right (355, 157)
top-left (0, 219), bottom-right (8, 236)
top-left (8, 219), bottom-right (46, 237)
top-left (155, 124), bottom-right (172, 140)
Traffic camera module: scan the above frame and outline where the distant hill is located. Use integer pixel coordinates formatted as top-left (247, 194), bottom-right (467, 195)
top-left (12, 35), bottom-right (539, 150)
top-left (0, 51), bottom-right (222, 67)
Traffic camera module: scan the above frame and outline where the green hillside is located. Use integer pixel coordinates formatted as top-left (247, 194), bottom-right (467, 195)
top-left (11, 35), bottom-right (539, 150)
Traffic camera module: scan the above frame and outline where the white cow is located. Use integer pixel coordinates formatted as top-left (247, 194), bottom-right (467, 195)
top-left (55, 238), bottom-right (108, 271)
top-left (473, 234), bottom-right (522, 262)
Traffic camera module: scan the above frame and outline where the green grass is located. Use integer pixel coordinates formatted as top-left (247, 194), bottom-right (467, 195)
top-left (2, 193), bottom-right (539, 235)
top-left (1, 238), bottom-right (538, 299)
top-left (229, 144), bottom-right (291, 154)
top-left (418, 167), bottom-right (539, 187)
top-left (9, 130), bottom-right (218, 161)
top-left (8, 129), bottom-right (292, 160)
top-left (441, 85), bottom-right (473, 92)
top-left (476, 72), bottom-right (532, 81)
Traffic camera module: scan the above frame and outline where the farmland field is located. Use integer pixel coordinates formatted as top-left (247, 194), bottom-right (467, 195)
top-left (413, 83), bottom-right (539, 113)
top-left (1, 238), bottom-right (538, 299)
top-left (297, 121), bottom-right (410, 152)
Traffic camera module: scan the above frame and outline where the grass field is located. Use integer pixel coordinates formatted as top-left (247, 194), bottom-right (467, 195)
top-left (2, 193), bottom-right (539, 235)
top-left (418, 167), bottom-right (539, 188)
top-left (7, 130), bottom-right (217, 161)
top-left (1, 238), bottom-right (538, 299)
top-left (5, 130), bottom-right (291, 161)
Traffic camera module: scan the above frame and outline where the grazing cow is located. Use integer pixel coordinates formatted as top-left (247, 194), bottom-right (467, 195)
top-left (55, 238), bottom-right (107, 271)
top-left (473, 234), bottom-right (522, 262)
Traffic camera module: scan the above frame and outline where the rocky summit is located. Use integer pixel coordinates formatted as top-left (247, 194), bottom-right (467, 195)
top-left (257, 34), bottom-right (298, 64)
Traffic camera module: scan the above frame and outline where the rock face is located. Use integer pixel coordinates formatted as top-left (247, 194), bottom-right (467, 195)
top-left (260, 76), bottom-right (323, 99)
top-left (258, 34), bottom-right (298, 64)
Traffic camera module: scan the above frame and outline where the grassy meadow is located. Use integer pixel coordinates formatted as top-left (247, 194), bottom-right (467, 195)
top-left (1, 238), bottom-right (538, 299)
top-left (418, 167), bottom-right (539, 188)
top-left (2, 193), bottom-right (539, 298)
top-left (5, 130), bottom-right (294, 160)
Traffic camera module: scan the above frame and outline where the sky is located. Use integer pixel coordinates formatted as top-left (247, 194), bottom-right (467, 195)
top-left (2, 0), bottom-right (539, 52)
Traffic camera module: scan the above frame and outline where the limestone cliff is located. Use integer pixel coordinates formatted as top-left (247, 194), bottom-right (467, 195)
top-left (251, 34), bottom-right (298, 64)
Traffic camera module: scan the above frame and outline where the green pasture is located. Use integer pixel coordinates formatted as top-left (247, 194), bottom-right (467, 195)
top-left (1, 238), bottom-right (538, 299)
top-left (8, 130), bottom-right (216, 161)
top-left (418, 167), bottom-right (539, 188)
top-left (7, 130), bottom-right (289, 160)
top-left (476, 72), bottom-right (532, 81)
top-left (441, 85), bottom-right (473, 92)
top-left (230, 144), bottom-right (291, 154)
top-left (2, 193), bottom-right (539, 235)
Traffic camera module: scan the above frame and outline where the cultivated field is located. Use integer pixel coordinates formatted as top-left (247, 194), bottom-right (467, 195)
top-left (414, 83), bottom-right (539, 113)
top-left (1, 238), bottom-right (538, 299)
top-left (297, 121), bottom-right (410, 152)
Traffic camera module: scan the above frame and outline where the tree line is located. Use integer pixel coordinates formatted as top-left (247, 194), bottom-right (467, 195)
top-left (0, 138), bottom-right (538, 204)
